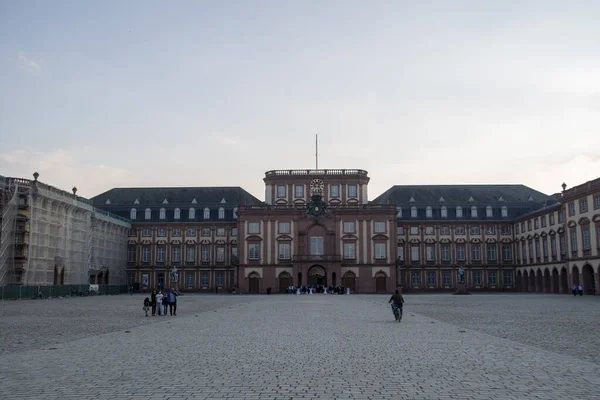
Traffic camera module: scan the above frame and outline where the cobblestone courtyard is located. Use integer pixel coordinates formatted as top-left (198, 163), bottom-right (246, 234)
top-left (1, 293), bottom-right (599, 399)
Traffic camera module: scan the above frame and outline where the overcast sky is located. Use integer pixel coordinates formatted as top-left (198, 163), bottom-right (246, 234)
top-left (1, 0), bottom-right (599, 201)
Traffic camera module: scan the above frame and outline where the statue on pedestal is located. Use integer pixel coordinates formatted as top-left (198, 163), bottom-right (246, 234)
top-left (458, 266), bottom-right (465, 283)
top-left (171, 266), bottom-right (178, 284)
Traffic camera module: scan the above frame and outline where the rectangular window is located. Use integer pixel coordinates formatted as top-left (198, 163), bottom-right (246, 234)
top-left (397, 246), bottom-right (404, 261)
top-left (201, 246), bottom-right (210, 263)
top-left (348, 184), bottom-right (357, 197)
top-left (343, 222), bottom-right (355, 233)
top-left (411, 271), bottom-right (421, 286)
top-left (374, 221), bottom-right (386, 233)
top-left (426, 208), bottom-right (433, 218)
top-left (157, 247), bottom-right (165, 263)
top-left (441, 207), bottom-right (448, 218)
top-left (142, 248), bottom-right (150, 263)
top-left (582, 226), bottom-right (591, 250)
top-left (172, 228), bottom-right (181, 237)
top-left (560, 235), bottom-right (566, 255)
top-left (142, 228), bottom-right (151, 237)
top-left (127, 247), bottom-right (136, 263)
top-left (471, 244), bottom-right (481, 261)
top-left (187, 228), bottom-right (195, 237)
top-left (425, 226), bottom-right (434, 235)
top-left (277, 185), bottom-right (286, 198)
top-left (216, 272), bottom-right (225, 287)
top-left (248, 222), bottom-right (260, 234)
top-left (488, 270), bottom-right (497, 286)
top-left (442, 270), bottom-right (451, 285)
top-left (172, 247), bottom-right (181, 263)
top-left (550, 236), bottom-right (557, 256)
top-left (201, 272), bottom-right (209, 286)
top-left (295, 185), bottom-right (303, 198)
top-left (343, 242), bottom-right (356, 259)
top-left (398, 226), bottom-right (404, 235)
top-left (486, 226), bottom-right (495, 235)
top-left (375, 243), bottom-right (386, 259)
top-left (580, 198), bottom-right (588, 213)
top-left (487, 244), bottom-right (496, 261)
top-left (217, 228), bottom-right (225, 237)
top-left (595, 195), bottom-right (600, 209)
top-left (570, 230), bottom-right (578, 251)
top-left (279, 243), bottom-right (291, 260)
top-left (248, 244), bottom-right (260, 260)
top-left (456, 245), bottom-right (465, 261)
top-left (410, 226), bottom-right (419, 235)
top-left (231, 246), bottom-right (238, 259)
top-left (427, 271), bottom-right (436, 286)
top-left (471, 226), bottom-right (480, 235)
top-left (456, 207), bottom-right (463, 218)
top-left (216, 247), bottom-right (225, 262)
top-left (568, 202), bottom-right (575, 216)
top-left (186, 272), bottom-right (194, 287)
top-left (278, 222), bottom-right (291, 234)
top-left (473, 270), bottom-right (482, 286)
top-left (310, 237), bottom-right (324, 255)
top-left (440, 226), bottom-right (450, 235)
top-left (501, 226), bottom-right (511, 235)
top-left (411, 246), bottom-right (419, 261)
top-left (521, 242), bottom-right (527, 260)
top-left (534, 219), bottom-right (539, 229)
top-left (426, 246), bottom-right (435, 262)
top-left (558, 211), bottom-right (564, 223)
top-left (503, 270), bottom-right (514, 285)
top-left (330, 185), bottom-right (339, 198)
top-left (231, 228), bottom-right (237, 236)
top-left (549, 214), bottom-right (555, 225)
top-left (186, 247), bottom-right (195, 263)
top-left (541, 216), bottom-right (547, 228)
top-left (528, 241), bottom-right (534, 261)
top-left (157, 228), bottom-right (166, 237)
top-left (527, 221), bottom-right (532, 231)
top-left (455, 226), bottom-right (465, 235)
top-left (542, 238), bottom-right (549, 257)
top-left (502, 244), bottom-right (511, 260)
top-left (441, 245), bottom-right (450, 261)
top-left (201, 228), bottom-right (210, 237)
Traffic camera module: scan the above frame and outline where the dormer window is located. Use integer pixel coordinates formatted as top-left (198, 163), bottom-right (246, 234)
top-left (145, 208), bottom-right (151, 220)
top-left (233, 207), bottom-right (238, 219)
top-left (396, 207), bottom-right (402, 218)
top-left (486, 206), bottom-right (492, 218)
top-left (130, 208), bottom-right (137, 220)
top-left (411, 207), bottom-right (417, 218)
top-left (471, 206), bottom-right (478, 218)
top-left (501, 206), bottom-right (508, 218)
top-left (426, 206), bottom-right (432, 218)
top-left (159, 208), bottom-right (166, 219)
top-left (203, 207), bottom-right (210, 219)
top-left (218, 207), bottom-right (225, 219)
top-left (441, 206), bottom-right (447, 218)
top-left (456, 206), bottom-right (463, 218)
top-left (189, 207), bottom-right (195, 219)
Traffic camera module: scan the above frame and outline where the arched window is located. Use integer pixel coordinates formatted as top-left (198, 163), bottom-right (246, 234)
top-left (426, 206), bottom-right (432, 218)
top-left (159, 208), bottom-right (166, 219)
top-left (203, 207), bottom-right (210, 219)
top-left (411, 207), bottom-right (417, 218)
top-left (486, 206), bottom-right (493, 217)
top-left (218, 207), bottom-right (225, 219)
top-left (145, 208), bottom-right (151, 220)
top-left (456, 206), bottom-right (463, 218)
top-left (471, 206), bottom-right (478, 218)
top-left (174, 208), bottom-right (180, 219)
top-left (441, 206), bottom-right (447, 218)
top-left (501, 206), bottom-right (508, 218)
top-left (130, 208), bottom-right (137, 220)
top-left (233, 207), bottom-right (238, 219)
top-left (189, 207), bottom-right (195, 219)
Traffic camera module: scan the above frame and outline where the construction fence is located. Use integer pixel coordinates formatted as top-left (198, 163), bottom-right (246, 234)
top-left (0, 284), bottom-right (129, 300)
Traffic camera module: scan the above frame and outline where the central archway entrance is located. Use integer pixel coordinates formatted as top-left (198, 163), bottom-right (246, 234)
top-left (278, 271), bottom-right (292, 293)
top-left (248, 272), bottom-right (260, 294)
top-left (308, 265), bottom-right (326, 288)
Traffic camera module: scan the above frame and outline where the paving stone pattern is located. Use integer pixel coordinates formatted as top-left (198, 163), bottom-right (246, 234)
top-left (1, 293), bottom-right (600, 399)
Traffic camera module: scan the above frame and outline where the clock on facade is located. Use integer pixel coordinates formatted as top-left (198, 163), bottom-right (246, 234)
top-left (310, 179), bottom-right (324, 196)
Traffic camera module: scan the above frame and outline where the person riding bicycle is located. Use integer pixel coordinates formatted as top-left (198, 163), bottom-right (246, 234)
top-left (388, 290), bottom-right (404, 317)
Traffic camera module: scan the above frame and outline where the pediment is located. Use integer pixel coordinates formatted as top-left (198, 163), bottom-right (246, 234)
top-left (341, 234), bottom-right (358, 241)
top-left (156, 239), bottom-right (167, 245)
top-left (455, 238), bottom-right (466, 244)
top-left (408, 238), bottom-right (421, 244)
top-left (329, 198), bottom-right (341, 205)
top-left (200, 239), bottom-right (211, 245)
top-left (276, 235), bottom-right (293, 241)
top-left (593, 214), bottom-right (600, 223)
top-left (275, 199), bottom-right (288, 205)
top-left (501, 238), bottom-right (512, 243)
top-left (397, 238), bottom-right (406, 244)
top-left (171, 239), bottom-right (182, 245)
top-left (141, 239), bottom-right (152, 245)
top-left (229, 239), bottom-right (237, 245)
top-left (533, 233), bottom-right (540, 239)
top-left (557, 226), bottom-right (565, 234)
top-left (470, 238), bottom-right (481, 244)
top-left (540, 232), bottom-right (547, 237)
top-left (520, 237), bottom-right (526, 242)
top-left (578, 217), bottom-right (590, 225)
top-left (526, 235), bottom-right (533, 240)
top-left (185, 239), bottom-right (195, 245)
top-left (485, 238), bottom-right (497, 243)
top-left (567, 220), bottom-right (577, 228)
top-left (372, 234), bottom-right (388, 241)
top-left (347, 198), bottom-right (359, 204)
top-left (424, 238), bottom-right (436, 244)
top-left (439, 238), bottom-right (451, 244)
top-left (127, 239), bottom-right (137, 245)
top-left (293, 199), bottom-right (306, 205)
top-left (215, 239), bottom-right (226, 245)
top-left (548, 229), bottom-right (556, 236)
top-left (246, 235), bottom-right (263, 241)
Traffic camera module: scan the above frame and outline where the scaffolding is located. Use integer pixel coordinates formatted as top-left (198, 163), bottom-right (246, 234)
top-left (0, 175), bottom-right (131, 287)
top-left (0, 178), bottom-right (18, 285)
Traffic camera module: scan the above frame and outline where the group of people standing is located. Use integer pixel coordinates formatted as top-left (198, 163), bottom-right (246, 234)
top-left (571, 285), bottom-right (584, 296)
top-left (143, 288), bottom-right (179, 316)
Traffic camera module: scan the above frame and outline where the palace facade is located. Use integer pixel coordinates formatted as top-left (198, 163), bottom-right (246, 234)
top-left (91, 169), bottom-right (600, 295)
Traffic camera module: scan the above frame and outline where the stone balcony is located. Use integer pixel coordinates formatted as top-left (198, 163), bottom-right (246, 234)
top-left (264, 169), bottom-right (368, 178)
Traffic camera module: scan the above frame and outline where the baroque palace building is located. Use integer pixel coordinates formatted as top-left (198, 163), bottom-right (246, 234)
top-left (91, 168), bottom-right (600, 295)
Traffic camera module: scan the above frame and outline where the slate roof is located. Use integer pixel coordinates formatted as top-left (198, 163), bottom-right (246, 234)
top-left (370, 184), bottom-right (558, 222)
top-left (91, 186), bottom-right (264, 223)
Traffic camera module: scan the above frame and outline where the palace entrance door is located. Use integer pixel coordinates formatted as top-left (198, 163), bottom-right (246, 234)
top-left (308, 265), bottom-right (327, 288)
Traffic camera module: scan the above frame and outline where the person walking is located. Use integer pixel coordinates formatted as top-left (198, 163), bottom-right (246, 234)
top-left (168, 288), bottom-right (179, 316)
